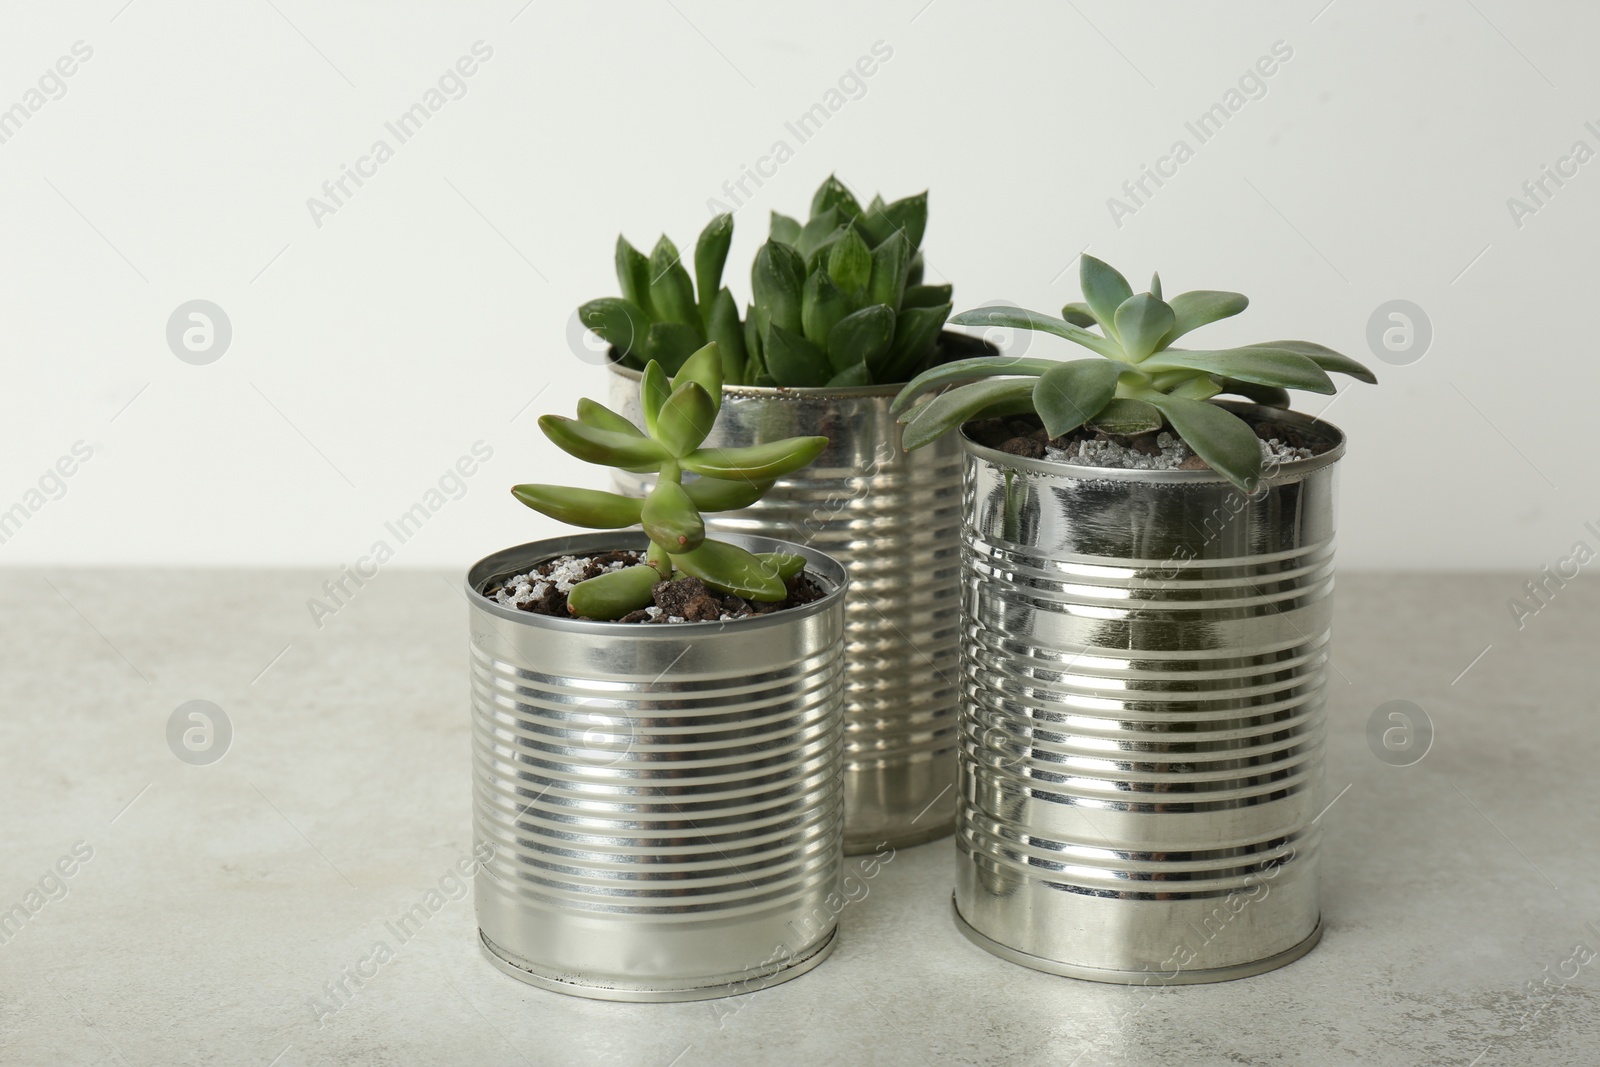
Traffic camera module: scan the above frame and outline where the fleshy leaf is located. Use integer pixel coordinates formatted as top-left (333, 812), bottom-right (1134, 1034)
top-left (1241, 340), bottom-right (1377, 384)
top-left (874, 302), bottom-right (951, 384)
top-left (681, 436), bottom-right (829, 480)
top-left (672, 539), bottom-right (787, 601)
top-left (655, 381), bottom-right (718, 457)
top-left (1086, 398), bottom-right (1164, 435)
top-left (1140, 347), bottom-right (1335, 394)
top-left (671, 343), bottom-right (724, 417)
top-left (810, 175), bottom-right (862, 221)
top-left (769, 211), bottom-right (801, 245)
top-left (578, 297), bottom-right (651, 360)
top-left (900, 378), bottom-right (1036, 450)
top-left (1159, 290), bottom-right (1249, 347)
top-left (641, 478), bottom-right (705, 552)
top-left (1145, 396), bottom-right (1263, 490)
top-left (1080, 255), bottom-right (1134, 339)
top-left (538, 415), bottom-right (668, 469)
top-left (764, 323), bottom-right (831, 387)
top-left (614, 237), bottom-right (653, 318)
top-left (694, 214), bottom-right (733, 318)
top-left (949, 306), bottom-right (1120, 359)
top-left (576, 397), bottom-right (643, 437)
top-left (892, 355), bottom-right (1058, 415)
top-left (827, 304), bottom-right (895, 375)
top-left (1113, 292), bottom-right (1176, 362)
top-left (639, 361), bottom-right (670, 437)
top-left (827, 228), bottom-right (873, 297)
top-left (706, 289), bottom-right (747, 385)
top-left (510, 484), bottom-right (643, 529)
top-left (644, 321), bottom-right (704, 374)
top-left (648, 236), bottom-right (697, 327)
top-left (567, 565), bottom-right (659, 620)
top-left (1032, 359), bottom-right (1122, 438)
top-left (903, 283), bottom-right (953, 310)
top-left (868, 230), bottom-right (911, 309)
top-left (683, 475), bottom-right (774, 512)
top-left (752, 240), bottom-right (805, 335)
top-left (879, 191), bottom-right (928, 251)
top-left (802, 271), bottom-right (849, 349)
top-left (1060, 302), bottom-right (1098, 328)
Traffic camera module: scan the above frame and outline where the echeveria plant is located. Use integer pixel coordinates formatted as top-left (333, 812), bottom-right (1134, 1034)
top-left (513, 343), bottom-right (826, 619)
top-left (892, 255), bottom-right (1376, 489)
top-left (578, 176), bottom-right (951, 389)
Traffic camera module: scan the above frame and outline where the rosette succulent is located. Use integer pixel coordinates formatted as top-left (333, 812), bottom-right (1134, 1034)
top-left (891, 254), bottom-right (1377, 490)
top-left (747, 175), bottom-right (951, 388)
top-left (512, 343), bottom-right (826, 620)
top-left (577, 176), bottom-right (952, 389)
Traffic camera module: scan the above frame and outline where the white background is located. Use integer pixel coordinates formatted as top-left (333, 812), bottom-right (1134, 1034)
top-left (2, 0), bottom-right (1594, 574)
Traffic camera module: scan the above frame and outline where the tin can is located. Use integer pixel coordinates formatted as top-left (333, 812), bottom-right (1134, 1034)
top-left (953, 403), bottom-right (1341, 983)
top-left (468, 532), bottom-right (848, 1001)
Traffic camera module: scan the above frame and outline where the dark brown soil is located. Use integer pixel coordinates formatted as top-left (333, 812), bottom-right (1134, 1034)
top-left (481, 550), bottom-right (825, 623)
top-left (965, 410), bottom-right (1334, 468)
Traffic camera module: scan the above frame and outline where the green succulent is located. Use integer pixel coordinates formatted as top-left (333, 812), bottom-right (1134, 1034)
top-left (747, 176), bottom-right (951, 388)
top-left (513, 343), bottom-right (827, 620)
top-left (891, 254), bottom-right (1377, 490)
top-left (578, 176), bottom-right (952, 390)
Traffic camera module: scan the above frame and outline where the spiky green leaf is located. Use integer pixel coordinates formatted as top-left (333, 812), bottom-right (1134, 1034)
top-left (694, 214), bottom-right (733, 318)
top-left (752, 240), bottom-right (805, 335)
top-left (644, 321), bottom-right (704, 375)
top-left (763, 323), bottom-right (830, 387)
top-left (828, 304), bottom-right (895, 376)
top-left (578, 297), bottom-right (651, 360)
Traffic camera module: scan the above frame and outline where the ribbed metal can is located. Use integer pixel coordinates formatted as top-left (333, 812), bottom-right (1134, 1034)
top-left (953, 403), bottom-right (1342, 983)
top-left (466, 531), bottom-right (848, 1002)
top-left (609, 341), bottom-right (985, 853)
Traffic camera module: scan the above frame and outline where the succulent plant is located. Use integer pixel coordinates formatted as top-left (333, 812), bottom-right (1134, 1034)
top-left (578, 213), bottom-right (749, 381)
top-left (577, 176), bottom-right (952, 390)
top-left (892, 254), bottom-right (1377, 490)
top-left (512, 343), bottom-right (827, 620)
top-left (746, 175), bottom-right (951, 388)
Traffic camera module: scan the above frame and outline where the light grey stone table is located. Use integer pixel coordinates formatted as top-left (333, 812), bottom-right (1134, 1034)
top-left (0, 571), bottom-right (1595, 1066)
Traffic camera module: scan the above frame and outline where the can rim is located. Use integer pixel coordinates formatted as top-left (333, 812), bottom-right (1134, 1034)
top-left (604, 331), bottom-right (996, 401)
top-left (465, 531), bottom-right (849, 633)
top-left (960, 400), bottom-right (1347, 484)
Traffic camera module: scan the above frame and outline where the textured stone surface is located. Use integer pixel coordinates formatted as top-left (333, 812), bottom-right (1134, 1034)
top-left (0, 569), bottom-right (1595, 1066)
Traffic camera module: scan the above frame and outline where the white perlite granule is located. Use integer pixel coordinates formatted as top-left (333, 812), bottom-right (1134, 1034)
top-left (1045, 433), bottom-right (1313, 471)
top-left (490, 554), bottom-right (633, 609)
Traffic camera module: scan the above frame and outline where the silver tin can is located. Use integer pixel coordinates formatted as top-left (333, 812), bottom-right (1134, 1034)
top-left (953, 403), bottom-right (1342, 983)
top-left (609, 341), bottom-right (985, 853)
top-left (467, 532), bottom-right (848, 1002)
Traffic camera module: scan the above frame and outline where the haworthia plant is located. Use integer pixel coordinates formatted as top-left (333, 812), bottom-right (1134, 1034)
top-left (891, 254), bottom-right (1377, 491)
top-left (512, 343), bottom-right (826, 619)
top-left (578, 176), bottom-right (952, 389)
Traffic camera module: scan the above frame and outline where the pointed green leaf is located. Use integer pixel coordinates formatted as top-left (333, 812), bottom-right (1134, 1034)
top-left (763, 322), bottom-right (830, 387)
top-left (742, 302), bottom-right (764, 383)
top-left (853, 193), bottom-right (893, 246)
top-left (1150, 272), bottom-right (1163, 302)
top-left (671, 538), bottom-right (787, 601)
top-left (826, 363), bottom-right (871, 387)
top-left (1139, 347), bottom-right (1335, 394)
top-left (648, 236), bottom-right (697, 327)
top-left (810, 175), bottom-right (861, 221)
top-left (681, 435), bottom-right (828, 480)
top-left (879, 191), bottom-right (928, 251)
top-left (827, 304), bottom-right (895, 376)
top-left (567, 565), bottom-right (659, 620)
top-left (614, 237), bottom-right (653, 318)
top-left (576, 397), bottom-right (643, 437)
top-left (1080, 255), bottom-right (1134, 339)
top-left (656, 381), bottom-right (718, 457)
top-left (1242, 340), bottom-right (1377, 384)
top-left (802, 271), bottom-right (849, 349)
top-left (1114, 292), bottom-right (1177, 361)
top-left (1086, 398), bottom-right (1164, 435)
top-left (891, 355), bottom-right (1058, 415)
top-left (641, 478), bottom-right (705, 552)
top-left (1159, 290), bottom-right (1249, 347)
top-left (949, 305), bottom-right (1121, 359)
top-left (1146, 396), bottom-right (1263, 491)
top-left (769, 211), bottom-right (801, 245)
top-left (794, 207), bottom-right (840, 258)
top-left (510, 484), bottom-right (643, 529)
top-left (694, 214), bottom-right (733, 317)
top-left (1060, 301), bottom-right (1098, 328)
top-left (538, 415), bottom-right (669, 468)
top-left (639, 360), bottom-right (670, 437)
top-left (671, 343), bottom-right (724, 416)
top-left (683, 475), bottom-right (774, 512)
top-left (578, 298), bottom-right (651, 360)
top-left (644, 321), bottom-right (704, 375)
top-left (752, 240), bottom-right (805, 335)
top-left (1168, 374), bottom-right (1222, 400)
top-left (706, 289), bottom-right (747, 385)
top-left (827, 228), bottom-right (872, 297)
top-left (756, 552), bottom-right (807, 580)
top-left (1216, 378), bottom-right (1291, 408)
top-left (1032, 359), bottom-right (1122, 438)
top-left (900, 378), bottom-right (1037, 450)
top-left (902, 283), bottom-right (952, 310)
top-left (868, 231), bottom-right (911, 309)
top-left (874, 302), bottom-right (951, 384)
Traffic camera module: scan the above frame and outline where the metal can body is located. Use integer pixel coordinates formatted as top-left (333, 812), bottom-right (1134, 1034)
top-left (609, 357), bottom-right (966, 853)
top-left (467, 532), bottom-right (848, 1002)
top-left (954, 405), bottom-right (1342, 983)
